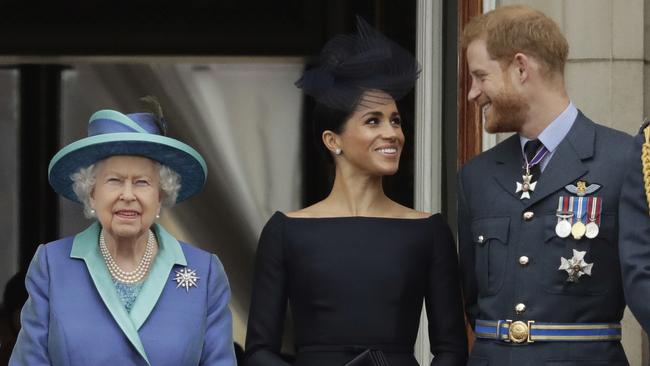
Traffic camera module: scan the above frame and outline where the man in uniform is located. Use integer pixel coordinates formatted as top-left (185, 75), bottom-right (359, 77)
top-left (458, 5), bottom-right (633, 365)
top-left (619, 122), bottom-right (650, 337)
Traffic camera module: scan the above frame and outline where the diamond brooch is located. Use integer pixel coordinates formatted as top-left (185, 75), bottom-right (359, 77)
top-left (173, 267), bottom-right (200, 292)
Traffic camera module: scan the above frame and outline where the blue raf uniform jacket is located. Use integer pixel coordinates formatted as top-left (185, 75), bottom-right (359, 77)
top-left (9, 222), bottom-right (237, 366)
top-left (458, 112), bottom-right (632, 365)
top-left (619, 122), bottom-right (650, 336)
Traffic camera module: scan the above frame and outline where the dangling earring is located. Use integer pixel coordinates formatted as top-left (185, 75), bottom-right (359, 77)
top-left (335, 148), bottom-right (342, 155)
top-left (156, 213), bottom-right (160, 219)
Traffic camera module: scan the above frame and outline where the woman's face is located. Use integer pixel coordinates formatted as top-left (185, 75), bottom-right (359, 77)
top-left (90, 156), bottom-right (161, 242)
top-left (334, 91), bottom-right (404, 176)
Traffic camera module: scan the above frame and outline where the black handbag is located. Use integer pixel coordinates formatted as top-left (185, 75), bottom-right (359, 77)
top-left (343, 349), bottom-right (390, 366)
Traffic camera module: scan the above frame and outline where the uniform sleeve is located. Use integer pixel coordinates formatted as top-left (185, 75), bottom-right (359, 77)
top-left (9, 245), bottom-right (51, 366)
top-left (457, 168), bottom-right (478, 326)
top-left (200, 254), bottom-right (237, 365)
top-left (426, 216), bottom-right (468, 366)
top-left (243, 214), bottom-right (291, 366)
top-left (618, 132), bottom-right (650, 332)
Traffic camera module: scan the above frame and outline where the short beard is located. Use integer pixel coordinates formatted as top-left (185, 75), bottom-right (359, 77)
top-left (484, 90), bottom-right (529, 134)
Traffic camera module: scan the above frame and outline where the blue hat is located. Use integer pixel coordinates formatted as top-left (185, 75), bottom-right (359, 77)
top-left (48, 109), bottom-right (207, 204)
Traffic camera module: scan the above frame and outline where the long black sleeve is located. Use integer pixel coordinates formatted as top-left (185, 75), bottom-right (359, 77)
top-left (243, 215), bottom-right (291, 366)
top-left (426, 216), bottom-right (468, 366)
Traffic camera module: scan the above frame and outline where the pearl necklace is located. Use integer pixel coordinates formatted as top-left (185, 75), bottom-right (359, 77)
top-left (99, 229), bottom-right (156, 284)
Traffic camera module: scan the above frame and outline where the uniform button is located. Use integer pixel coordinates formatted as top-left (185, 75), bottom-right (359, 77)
top-left (477, 235), bottom-right (484, 243)
top-left (519, 256), bottom-right (529, 266)
top-left (515, 303), bottom-right (526, 314)
top-left (523, 211), bottom-right (534, 221)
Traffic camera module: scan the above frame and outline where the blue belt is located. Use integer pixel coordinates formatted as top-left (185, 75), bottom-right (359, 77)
top-left (475, 319), bottom-right (622, 344)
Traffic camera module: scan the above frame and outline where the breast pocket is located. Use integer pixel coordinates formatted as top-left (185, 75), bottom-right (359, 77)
top-left (471, 217), bottom-right (510, 296)
top-left (537, 214), bottom-right (618, 295)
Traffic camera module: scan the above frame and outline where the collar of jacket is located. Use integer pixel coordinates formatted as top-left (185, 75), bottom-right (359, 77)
top-left (70, 221), bottom-right (187, 365)
top-left (491, 111), bottom-right (594, 207)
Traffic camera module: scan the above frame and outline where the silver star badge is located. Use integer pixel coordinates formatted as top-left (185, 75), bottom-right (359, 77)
top-left (173, 268), bottom-right (200, 292)
top-left (558, 249), bottom-right (593, 283)
top-left (515, 173), bottom-right (537, 200)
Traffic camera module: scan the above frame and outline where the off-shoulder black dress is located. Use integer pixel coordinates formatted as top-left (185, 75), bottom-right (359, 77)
top-left (244, 212), bottom-right (467, 366)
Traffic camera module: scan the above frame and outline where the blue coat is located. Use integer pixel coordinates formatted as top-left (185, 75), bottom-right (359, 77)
top-left (619, 124), bottom-right (650, 334)
top-left (458, 112), bottom-right (632, 365)
top-left (9, 222), bottom-right (236, 366)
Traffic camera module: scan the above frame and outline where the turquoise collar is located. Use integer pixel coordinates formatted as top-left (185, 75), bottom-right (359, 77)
top-left (70, 222), bottom-right (187, 365)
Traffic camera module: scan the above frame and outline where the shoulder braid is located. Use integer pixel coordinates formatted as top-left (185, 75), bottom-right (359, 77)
top-left (642, 125), bottom-right (650, 215)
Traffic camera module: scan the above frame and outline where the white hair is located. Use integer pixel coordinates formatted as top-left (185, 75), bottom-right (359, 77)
top-left (71, 159), bottom-right (182, 219)
top-left (71, 165), bottom-right (97, 218)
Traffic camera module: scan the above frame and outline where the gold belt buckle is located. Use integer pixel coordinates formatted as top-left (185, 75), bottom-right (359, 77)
top-left (506, 320), bottom-right (535, 344)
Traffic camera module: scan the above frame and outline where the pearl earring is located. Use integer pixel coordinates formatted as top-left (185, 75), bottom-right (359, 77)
top-left (156, 213), bottom-right (160, 219)
top-left (335, 148), bottom-right (342, 155)
top-left (90, 209), bottom-right (96, 216)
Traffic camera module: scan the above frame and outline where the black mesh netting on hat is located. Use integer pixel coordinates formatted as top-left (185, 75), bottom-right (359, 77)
top-left (295, 16), bottom-right (421, 112)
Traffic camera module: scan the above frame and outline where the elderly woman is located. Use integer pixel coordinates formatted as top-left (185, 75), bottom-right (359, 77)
top-left (10, 102), bottom-right (236, 366)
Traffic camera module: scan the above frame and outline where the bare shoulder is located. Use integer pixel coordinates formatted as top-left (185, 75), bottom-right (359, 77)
top-left (389, 202), bottom-right (433, 219)
top-left (285, 201), bottom-right (433, 219)
top-left (284, 201), bottom-right (333, 218)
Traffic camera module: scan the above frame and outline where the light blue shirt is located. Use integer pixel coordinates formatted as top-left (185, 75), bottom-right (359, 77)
top-left (519, 102), bottom-right (578, 172)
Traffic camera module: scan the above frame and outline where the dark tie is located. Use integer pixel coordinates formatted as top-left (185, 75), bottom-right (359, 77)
top-left (523, 139), bottom-right (543, 182)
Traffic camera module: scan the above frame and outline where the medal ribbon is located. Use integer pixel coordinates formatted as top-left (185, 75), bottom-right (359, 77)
top-left (568, 196), bottom-right (575, 224)
top-left (589, 196), bottom-right (602, 225)
top-left (573, 196), bottom-right (587, 223)
top-left (523, 144), bottom-right (550, 171)
top-left (563, 195), bottom-right (570, 214)
top-left (557, 196), bottom-right (572, 225)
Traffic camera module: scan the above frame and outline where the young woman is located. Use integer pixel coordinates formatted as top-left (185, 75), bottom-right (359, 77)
top-left (244, 18), bottom-right (467, 366)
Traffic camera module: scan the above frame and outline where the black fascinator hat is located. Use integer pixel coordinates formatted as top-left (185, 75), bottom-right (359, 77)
top-left (296, 16), bottom-right (421, 112)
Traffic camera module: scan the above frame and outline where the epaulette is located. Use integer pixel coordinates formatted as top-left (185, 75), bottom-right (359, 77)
top-left (639, 119), bottom-right (650, 135)
top-left (641, 119), bottom-right (650, 215)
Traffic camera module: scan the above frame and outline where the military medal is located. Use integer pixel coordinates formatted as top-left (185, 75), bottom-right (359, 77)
top-left (516, 169), bottom-right (537, 200)
top-left (571, 221), bottom-right (586, 240)
top-left (173, 267), bottom-right (200, 292)
top-left (570, 196), bottom-right (588, 240)
top-left (563, 181), bottom-right (604, 240)
top-left (585, 196), bottom-right (601, 239)
top-left (585, 221), bottom-right (599, 239)
top-left (555, 196), bottom-right (572, 238)
top-left (516, 144), bottom-right (549, 200)
top-left (558, 249), bottom-right (593, 282)
top-left (556, 218), bottom-right (572, 238)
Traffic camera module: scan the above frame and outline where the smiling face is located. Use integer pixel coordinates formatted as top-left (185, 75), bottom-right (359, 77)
top-left (90, 155), bottom-right (161, 242)
top-left (329, 91), bottom-right (405, 176)
top-left (466, 38), bottom-right (529, 133)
